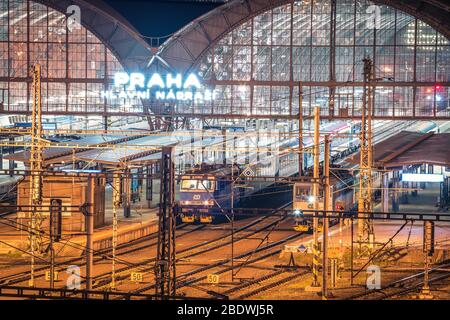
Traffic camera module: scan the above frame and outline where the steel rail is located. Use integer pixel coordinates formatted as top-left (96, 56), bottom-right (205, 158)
top-left (0, 223), bottom-right (201, 286)
top-left (91, 207), bottom-right (291, 290)
top-left (345, 262), bottom-right (450, 300)
top-left (235, 271), bottom-right (310, 299)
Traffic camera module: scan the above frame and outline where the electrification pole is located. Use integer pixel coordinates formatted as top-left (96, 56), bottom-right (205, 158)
top-left (155, 147), bottom-right (176, 299)
top-left (49, 200), bottom-right (56, 289)
top-left (29, 64), bottom-right (44, 287)
top-left (111, 170), bottom-right (122, 289)
top-left (322, 135), bottom-right (330, 299)
top-left (311, 106), bottom-right (320, 289)
top-left (298, 82), bottom-right (303, 176)
top-left (420, 221), bottom-right (434, 299)
top-left (358, 58), bottom-right (375, 252)
top-left (231, 161), bottom-right (235, 283)
top-left (85, 176), bottom-right (95, 292)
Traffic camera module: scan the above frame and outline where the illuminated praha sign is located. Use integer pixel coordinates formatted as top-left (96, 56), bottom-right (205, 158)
top-left (101, 72), bottom-right (216, 102)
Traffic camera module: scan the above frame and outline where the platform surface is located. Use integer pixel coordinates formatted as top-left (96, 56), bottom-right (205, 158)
top-left (286, 183), bottom-right (450, 252)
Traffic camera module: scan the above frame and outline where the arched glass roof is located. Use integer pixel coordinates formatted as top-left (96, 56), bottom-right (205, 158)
top-left (0, 0), bottom-right (147, 116)
top-left (153, 0), bottom-right (450, 120)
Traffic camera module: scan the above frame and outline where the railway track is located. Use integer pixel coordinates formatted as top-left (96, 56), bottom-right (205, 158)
top-left (235, 270), bottom-right (309, 299)
top-left (2, 201), bottom-right (301, 299)
top-left (0, 223), bottom-right (203, 286)
top-left (219, 268), bottom-right (310, 299)
top-left (132, 231), bottom-right (304, 297)
top-left (0, 209), bottom-right (16, 218)
top-left (345, 263), bottom-right (450, 300)
top-left (91, 205), bottom-right (292, 290)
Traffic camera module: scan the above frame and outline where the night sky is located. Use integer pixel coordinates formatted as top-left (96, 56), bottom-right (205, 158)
top-left (100, 0), bottom-right (221, 39)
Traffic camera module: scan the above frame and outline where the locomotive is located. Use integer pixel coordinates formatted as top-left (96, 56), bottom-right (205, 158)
top-left (292, 168), bottom-right (356, 232)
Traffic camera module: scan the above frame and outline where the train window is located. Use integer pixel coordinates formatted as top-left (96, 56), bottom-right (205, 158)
top-left (181, 180), bottom-right (198, 190)
top-left (181, 180), bottom-right (215, 192)
top-left (295, 186), bottom-right (309, 197)
top-left (200, 180), bottom-right (215, 191)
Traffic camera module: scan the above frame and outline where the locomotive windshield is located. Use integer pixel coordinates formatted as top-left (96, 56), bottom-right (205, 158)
top-left (180, 179), bottom-right (215, 192)
top-left (295, 185), bottom-right (311, 201)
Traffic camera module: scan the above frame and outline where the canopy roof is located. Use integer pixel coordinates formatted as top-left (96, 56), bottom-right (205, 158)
top-left (347, 131), bottom-right (450, 168)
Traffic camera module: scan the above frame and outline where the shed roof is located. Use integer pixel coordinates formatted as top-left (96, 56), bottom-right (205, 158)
top-left (347, 131), bottom-right (450, 168)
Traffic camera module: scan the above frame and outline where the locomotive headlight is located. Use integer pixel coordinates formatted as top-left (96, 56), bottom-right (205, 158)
top-left (308, 196), bottom-right (315, 204)
top-left (185, 201), bottom-right (190, 205)
top-left (294, 209), bottom-right (302, 216)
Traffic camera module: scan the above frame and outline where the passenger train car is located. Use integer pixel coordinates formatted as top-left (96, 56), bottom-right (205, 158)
top-left (177, 119), bottom-right (440, 224)
top-left (292, 169), bottom-right (355, 232)
top-left (177, 121), bottom-right (359, 223)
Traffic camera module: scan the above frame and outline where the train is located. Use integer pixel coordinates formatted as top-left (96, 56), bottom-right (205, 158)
top-left (178, 165), bottom-right (243, 223)
top-left (292, 168), bottom-right (355, 232)
top-left (177, 121), bottom-right (360, 224)
top-left (177, 119), bottom-right (441, 224)
top-left (0, 116), bottom-right (441, 222)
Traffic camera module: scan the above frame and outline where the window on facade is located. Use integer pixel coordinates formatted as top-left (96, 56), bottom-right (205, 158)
top-left (0, 0), bottom-right (140, 114)
top-left (194, 0), bottom-right (449, 118)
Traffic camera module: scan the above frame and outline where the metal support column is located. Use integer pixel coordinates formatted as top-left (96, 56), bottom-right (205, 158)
top-left (104, 116), bottom-right (108, 133)
top-left (8, 136), bottom-right (15, 177)
top-left (222, 128), bottom-right (227, 165)
top-left (381, 169), bottom-right (389, 215)
top-left (420, 221), bottom-right (434, 299)
top-left (155, 147), bottom-right (176, 299)
top-left (28, 64), bottom-right (44, 287)
top-left (0, 146), bottom-right (3, 170)
top-left (146, 165), bottom-right (153, 208)
top-left (322, 135), bottom-right (330, 299)
top-left (49, 199), bottom-right (61, 290)
top-left (111, 170), bottom-right (122, 290)
top-left (85, 176), bottom-right (95, 292)
top-left (311, 106), bottom-right (320, 289)
top-left (357, 58), bottom-right (375, 252)
top-left (123, 168), bottom-right (131, 218)
top-left (298, 83), bottom-right (303, 176)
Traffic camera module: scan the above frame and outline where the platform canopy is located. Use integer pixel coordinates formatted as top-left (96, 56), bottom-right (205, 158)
top-left (347, 131), bottom-right (450, 168)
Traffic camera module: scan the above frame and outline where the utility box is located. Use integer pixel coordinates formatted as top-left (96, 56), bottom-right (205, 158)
top-left (17, 175), bottom-right (106, 232)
